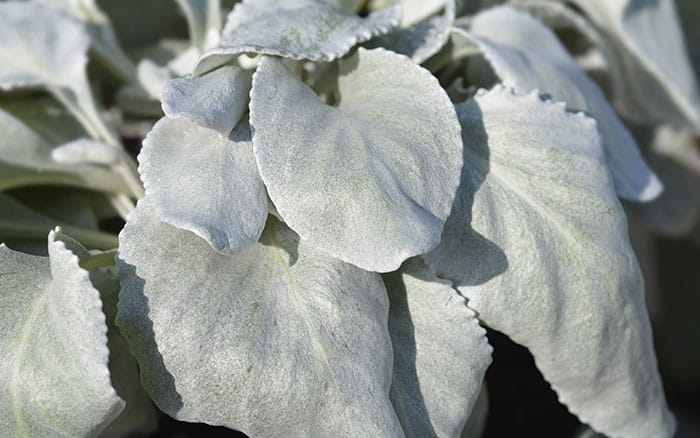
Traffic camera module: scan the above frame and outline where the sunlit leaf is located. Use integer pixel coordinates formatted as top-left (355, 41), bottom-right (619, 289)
top-left (250, 48), bottom-right (462, 272)
top-left (116, 201), bottom-right (403, 436)
top-left (194, 0), bottom-right (401, 74)
top-left (139, 118), bottom-right (267, 254)
top-left (385, 259), bottom-right (491, 438)
top-left (453, 5), bottom-right (661, 201)
top-left (161, 64), bottom-right (253, 136)
top-left (427, 86), bottom-right (675, 438)
top-left (0, 230), bottom-right (124, 436)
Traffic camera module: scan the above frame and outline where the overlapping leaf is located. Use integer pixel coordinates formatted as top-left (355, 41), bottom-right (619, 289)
top-left (250, 48), bottom-right (463, 272)
top-left (0, 231), bottom-right (124, 436)
top-left (564, 0), bottom-right (700, 132)
top-left (385, 259), bottom-right (491, 438)
top-left (116, 201), bottom-right (403, 436)
top-left (427, 86), bottom-right (675, 438)
top-left (453, 5), bottom-right (661, 201)
top-left (161, 64), bottom-right (253, 136)
top-left (139, 118), bottom-right (267, 254)
top-left (194, 0), bottom-right (401, 74)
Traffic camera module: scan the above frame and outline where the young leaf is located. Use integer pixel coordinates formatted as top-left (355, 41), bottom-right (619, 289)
top-left (385, 259), bottom-right (491, 438)
top-left (116, 201), bottom-right (403, 436)
top-left (250, 48), bottom-right (463, 272)
top-left (139, 118), bottom-right (267, 254)
top-left (453, 5), bottom-right (661, 202)
top-left (428, 87), bottom-right (675, 438)
top-left (194, 0), bottom-right (401, 74)
top-left (0, 230), bottom-right (124, 436)
top-left (565, 0), bottom-right (700, 133)
top-left (175, 0), bottom-right (222, 52)
top-left (161, 64), bottom-right (253, 136)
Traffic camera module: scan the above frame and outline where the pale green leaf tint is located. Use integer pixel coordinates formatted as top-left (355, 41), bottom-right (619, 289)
top-left (161, 64), bottom-right (253, 136)
top-left (456, 5), bottom-right (661, 202)
top-left (194, 0), bottom-right (401, 74)
top-left (139, 118), bottom-right (267, 254)
top-left (428, 87), bottom-right (675, 438)
top-left (385, 259), bottom-right (491, 438)
top-left (116, 201), bottom-right (403, 436)
top-left (0, 231), bottom-right (124, 437)
top-left (250, 48), bottom-right (463, 272)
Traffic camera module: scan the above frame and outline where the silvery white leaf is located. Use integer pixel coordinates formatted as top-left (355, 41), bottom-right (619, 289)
top-left (139, 118), bottom-right (267, 254)
top-left (373, 0), bottom-right (456, 64)
top-left (52, 139), bottom-right (120, 165)
top-left (161, 64), bottom-right (253, 136)
top-left (372, 0), bottom-right (447, 27)
top-left (0, 230), bottom-right (124, 436)
top-left (175, 0), bottom-right (222, 51)
top-left (461, 386), bottom-right (488, 438)
top-left (428, 86), bottom-right (675, 438)
top-left (385, 259), bottom-right (491, 438)
top-left (565, 0), bottom-right (700, 132)
top-left (0, 108), bottom-right (128, 194)
top-left (250, 48), bottom-right (463, 272)
top-left (34, 0), bottom-right (137, 82)
top-left (91, 268), bottom-right (159, 438)
top-left (194, 0), bottom-right (401, 74)
top-left (116, 201), bottom-right (403, 436)
top-left (454, 5), bottom-right (661, 202)
top-left (0, 2), bottom-right (118, 145)
top-left (137, 59), bottom-right (173, 100)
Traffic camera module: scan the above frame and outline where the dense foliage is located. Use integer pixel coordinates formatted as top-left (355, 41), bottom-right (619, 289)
top-left (1, 0), bottom-right (699, 437)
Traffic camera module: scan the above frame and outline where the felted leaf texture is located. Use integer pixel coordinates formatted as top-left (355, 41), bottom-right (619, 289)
top-left (194, 0), bottom-right (401, 74)
top-left (453, 5), bottom-right (661, 202)
top-left (0, 230), bottom-right (124, 436)
top-left (161, 64), bottom-right (253, 136)
top-left (139, 118), bottom-right (267, 254)
top-left (250, 48), bottom-right (463, 272)
top-left (385, 259), bottom-right (491, 438)
top-left (372, 0), bottom-right (448, 27)
top-left (0, 1), bottom-right (118, 145)
top-left (116, 201), bottom-right (403, 436)
top-left (427, 86), bottom-right (675, 438)
top-left (564, 0), bottom-right (700, 133)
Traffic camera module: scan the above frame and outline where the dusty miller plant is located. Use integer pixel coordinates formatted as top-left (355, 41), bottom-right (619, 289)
top-left (0, 0), bottom-right (698, 436)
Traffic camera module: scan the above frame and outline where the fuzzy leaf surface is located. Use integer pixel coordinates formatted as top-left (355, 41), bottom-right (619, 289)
top-left (250, 48), bottom-right (463, 272)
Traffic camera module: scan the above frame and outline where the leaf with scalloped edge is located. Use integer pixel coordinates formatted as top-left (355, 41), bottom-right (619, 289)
top-left (139, 118), bottom-right (267, 254)
top-left (453, 5), bottom-right (661, 202)
top-left (564, 0), bottom-right (700, 133)
top-left (161, 64), bottom-right (253, 136)
top-left (250, 48), bottom-right (462, 272)
top-left (0, 230), bottom-right (124, 436)
top-left (116, 201), bottom-right (403, 436)
top-left (385, 259), bottom-right (491, 438)
top-left (427, 86), bottom-right (675, 438)
top-left (194, 0), bottom-right (401, 74)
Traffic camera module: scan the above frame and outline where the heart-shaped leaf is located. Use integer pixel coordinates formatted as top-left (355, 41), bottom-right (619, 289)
top-left (427, 86), bottom-right (675, 438)
top-left (250, 48), bottom-right (463, 272)
top-left (116, 201), bottom-right (403, 436)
